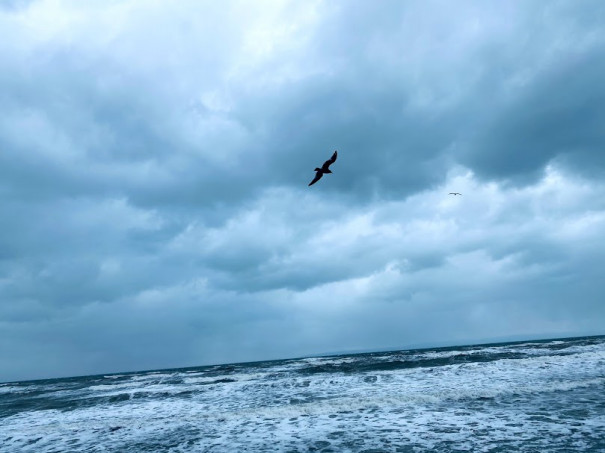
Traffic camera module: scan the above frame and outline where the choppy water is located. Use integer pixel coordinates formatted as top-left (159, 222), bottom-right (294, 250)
top-left (1, 336), bottom-right (604, 452)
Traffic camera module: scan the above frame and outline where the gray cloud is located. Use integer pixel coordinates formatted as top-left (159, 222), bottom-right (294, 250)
top-left (1, 1), bottom-right (604, 382)
top-left (464, 47), bottom-right (605, 182)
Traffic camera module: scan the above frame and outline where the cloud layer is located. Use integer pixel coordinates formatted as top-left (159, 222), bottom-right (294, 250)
top-left (1, 0), bottom-right (604, 382)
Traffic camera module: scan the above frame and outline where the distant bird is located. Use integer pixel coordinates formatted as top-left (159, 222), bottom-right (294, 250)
top-left (449, 192), bottom-right (462, 196)
top-left (308, 150), bottom-right (338, 186)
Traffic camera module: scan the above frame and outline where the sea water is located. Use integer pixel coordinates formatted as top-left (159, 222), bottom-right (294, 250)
top-left (1, 336), bottom-right (604, 452)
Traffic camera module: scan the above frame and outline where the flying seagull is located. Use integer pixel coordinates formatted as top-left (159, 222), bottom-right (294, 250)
top-left (308, 150), bottom-right (338, 186)
top-left (449, 192), bottom-right (462, 195)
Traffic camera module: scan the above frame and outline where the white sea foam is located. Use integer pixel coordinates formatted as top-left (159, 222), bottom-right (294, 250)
top-left (0, 386), bottom-right (21, 394)
top-left (2, 337), bottom-right (604, 452)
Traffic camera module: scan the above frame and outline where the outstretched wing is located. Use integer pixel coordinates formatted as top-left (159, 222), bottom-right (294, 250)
top-left (308, 171), bottom-right (323, 186)
top-left (321, 150), bottom-right (338, 171)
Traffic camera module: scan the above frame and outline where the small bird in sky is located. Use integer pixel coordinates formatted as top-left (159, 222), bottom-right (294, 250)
top-left (449, 192), bottom-right (462, 196)
top-left (308, 150), bottom-right (338, 186)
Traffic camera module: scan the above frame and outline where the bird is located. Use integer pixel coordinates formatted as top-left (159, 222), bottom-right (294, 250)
top-left (308, 150), bottom-right (338, 186)
top-left (449, 192), bottom-right (462, 196)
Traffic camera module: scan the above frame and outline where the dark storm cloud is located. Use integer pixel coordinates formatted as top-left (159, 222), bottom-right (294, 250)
top-left (227, 0), bottom-right (605, 196)
top-left (1, 1), bottom-right (604, 382)
top-left (464, 47), bottom-right (605, 182)
top-left (448, 0), bottom-right (605, 183)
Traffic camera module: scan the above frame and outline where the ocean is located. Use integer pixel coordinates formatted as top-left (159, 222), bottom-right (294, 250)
top-left (1, 336), bottom-right (604, 452)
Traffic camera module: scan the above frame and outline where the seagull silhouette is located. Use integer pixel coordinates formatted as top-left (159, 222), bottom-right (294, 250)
top-left (308, 150), bottom-right (337, 186)
top-left (449, 192), bottom-right (462, 195)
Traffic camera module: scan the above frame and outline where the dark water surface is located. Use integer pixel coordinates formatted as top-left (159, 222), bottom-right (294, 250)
top-left (2, 336), bottom-right (604, 452)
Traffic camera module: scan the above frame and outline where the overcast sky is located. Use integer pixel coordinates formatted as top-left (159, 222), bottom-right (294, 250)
top-left (1, 0), bottom-right (604, 382)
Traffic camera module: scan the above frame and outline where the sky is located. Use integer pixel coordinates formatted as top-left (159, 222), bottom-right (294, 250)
top-left (1, 0), bottom-right (604, 383)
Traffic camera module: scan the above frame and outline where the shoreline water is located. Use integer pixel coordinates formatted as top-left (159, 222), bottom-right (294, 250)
top-left (4, 333), bottom-right (603, 386)
top-left (2, 335), bottom-right (604, 451)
